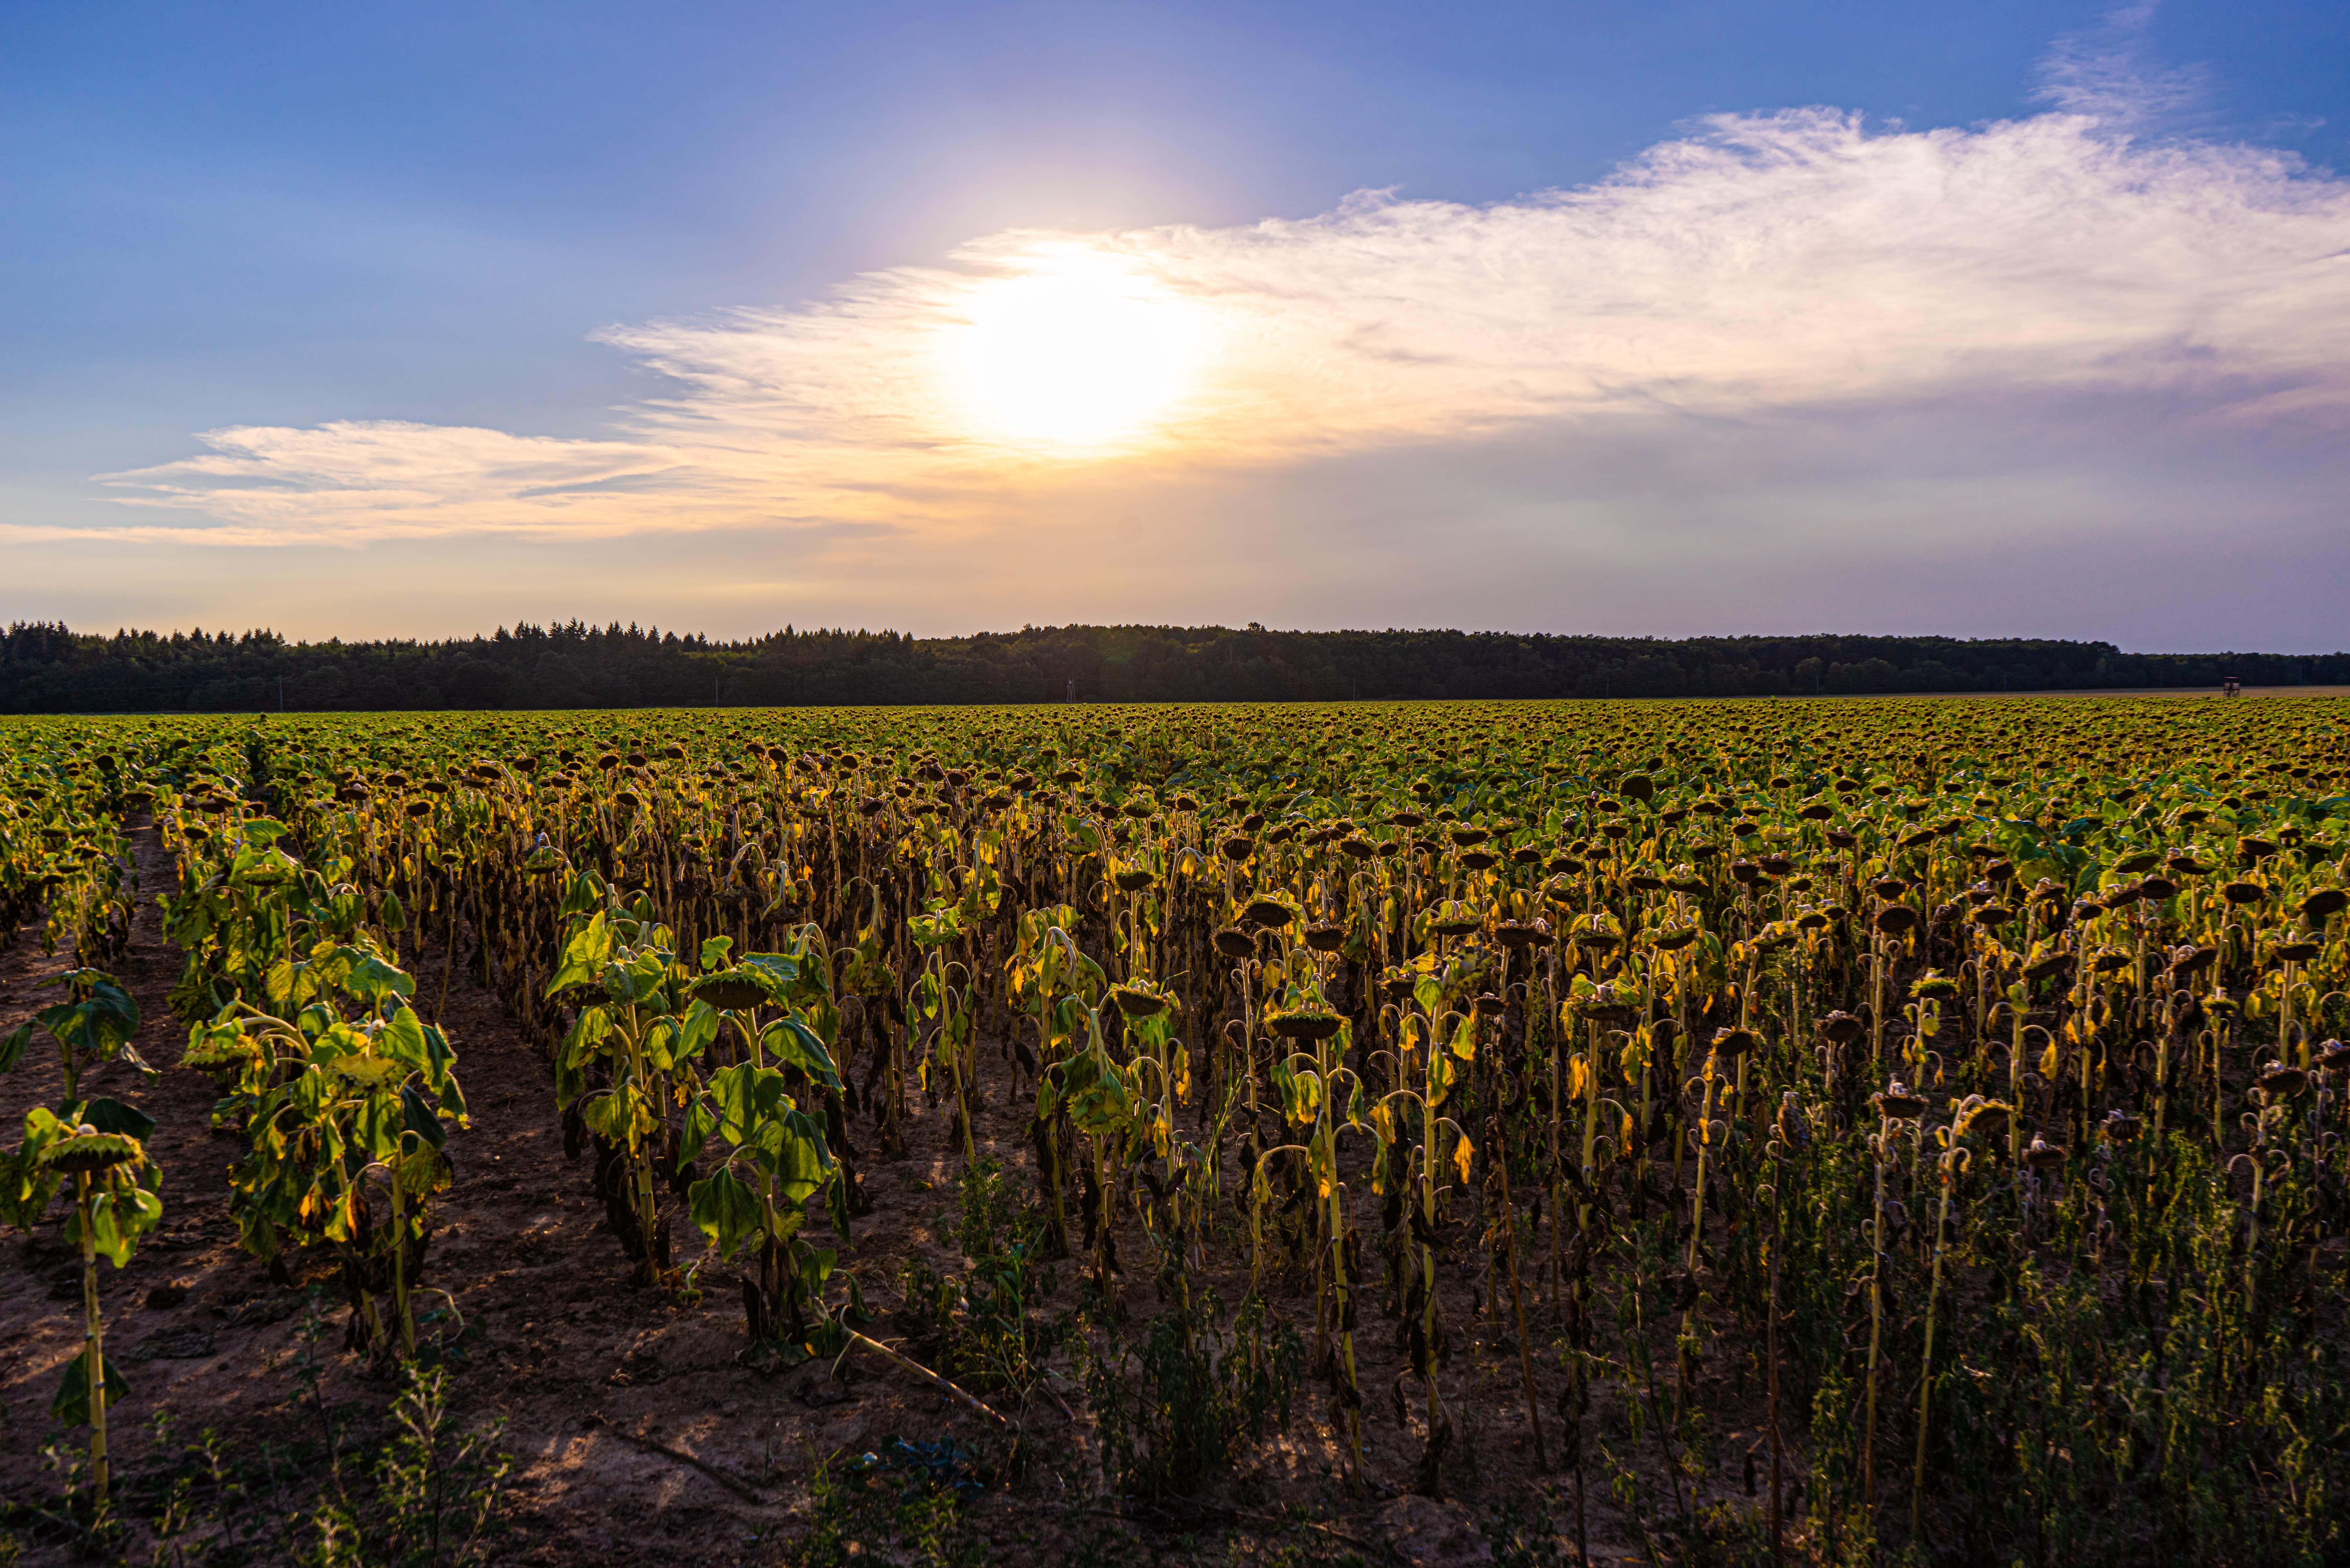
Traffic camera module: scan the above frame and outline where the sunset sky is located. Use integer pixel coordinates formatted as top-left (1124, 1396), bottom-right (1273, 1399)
top-left (5, 1), bottom-right (2348, 649)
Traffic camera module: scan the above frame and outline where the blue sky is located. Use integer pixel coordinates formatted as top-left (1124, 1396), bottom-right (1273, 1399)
top-left (5, 1), bottom-right (2348, 648)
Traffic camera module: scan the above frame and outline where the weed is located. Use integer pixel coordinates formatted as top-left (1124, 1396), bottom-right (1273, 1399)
top-left (1080, 1289), bottom-right (1301, 1498)
top-left (785, 1443), bottom-right (988, 1568)
top-left (898, 1157), bottom-right (1064, 1398)
top-left (371, 1364), bottom-right (512, 1568)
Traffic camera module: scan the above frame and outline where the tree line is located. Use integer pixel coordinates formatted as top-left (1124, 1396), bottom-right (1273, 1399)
top-left (1, 619), bottom-right (2339, 713)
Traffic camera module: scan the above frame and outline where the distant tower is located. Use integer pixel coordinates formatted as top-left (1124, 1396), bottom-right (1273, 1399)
top-left (1067, 678), bottom-right (1077, 702)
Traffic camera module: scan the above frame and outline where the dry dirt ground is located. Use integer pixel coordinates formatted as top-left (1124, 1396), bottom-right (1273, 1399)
top-left (2, 824), bottom-right (1783, 1566)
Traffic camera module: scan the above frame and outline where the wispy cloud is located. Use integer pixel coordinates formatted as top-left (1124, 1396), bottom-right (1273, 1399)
top-left (73, 424), bottom-right (685, 544)
top-left (55, 28), bottom-right (2350, 559)
top-left (2035, 2), bottom-right (2207, 127)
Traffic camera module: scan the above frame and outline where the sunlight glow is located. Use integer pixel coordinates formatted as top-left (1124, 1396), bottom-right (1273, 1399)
top-left (942, 250), bottom-right (1212, 454)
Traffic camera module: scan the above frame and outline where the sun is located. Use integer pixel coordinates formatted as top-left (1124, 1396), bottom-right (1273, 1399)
top-left (943, 251), bottom-right (1211, 454)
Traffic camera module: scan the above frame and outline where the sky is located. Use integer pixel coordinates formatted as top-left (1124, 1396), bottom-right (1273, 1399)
top-left (4, 0), bottom-right (2348, 651)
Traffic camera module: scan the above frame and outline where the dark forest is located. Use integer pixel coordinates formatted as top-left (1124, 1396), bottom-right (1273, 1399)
top-left (2, 619), bottom-right (2336, 712)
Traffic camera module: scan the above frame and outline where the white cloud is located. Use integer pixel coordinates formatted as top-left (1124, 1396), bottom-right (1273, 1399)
top-left (68, 62), bottom-right (2350, 557)
top-left (71, 422), bottom-right (683, 545)
top-left (2035, 2), bottom-right (2207, 127)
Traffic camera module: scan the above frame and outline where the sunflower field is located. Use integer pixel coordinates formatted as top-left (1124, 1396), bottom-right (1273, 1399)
top-left (7, 694), bottom-right (2350, 1564)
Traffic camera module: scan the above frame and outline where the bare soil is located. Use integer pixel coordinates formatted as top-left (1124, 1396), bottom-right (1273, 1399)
top-left (2, 824), bottom-right (1779, 1565)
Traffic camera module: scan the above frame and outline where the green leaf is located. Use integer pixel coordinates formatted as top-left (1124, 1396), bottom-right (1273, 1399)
top-left (0, 1141), bottom-right (60, 1231)
top-left (678, 1098), bottom-right (716, 1172)
top-left (335, 948), bottom-right (415, 1004)
top-left (352, 1090), bottom-right (401, 1162)
top-left (380, 1007), bottom-right (430, 1070)
top-left (739, 951), bottom-right (805, 998)
top-left (73, 1096), bottom-right (155, 1142)
top-left (775, 1108), bottom-right (835, 1206)
top-left (561, 1008), bottom-right (614, 1071)
top-left (803, 1245), bottom-right (838, 1293)
top-left (81, 1182), bottom-right (163, 1268)
top-left (434, 1062), bottom-right (469, 1122)
top-left (706, 1062), bottom-right (794, 1155)
top-left (230, 845), bottom-right (301, 888)
top-left (0, 1022), bottom-right (28, 1074)
top-left (605, 950), bottom-right (671, 1005)
top-left (678, 1000), bottom-right (721, 1062)
top-left (328, 1053), bottom-right (404, 1088)
top-left (557, 869), bottom-right (606, 919)
top-left (35, 1000), bottom-right (136, 1066)
top-left (554, 1046), bottom-right (584, 1112)
top-left (688, 1168), bottom-right (762, 1258)
top-left (762, 1016), bottom-right (842, 1091)
top-left (74, 973), bottom-right (141, 1043)
top-left (51, 1345), bottom-right (131, 1429)
top-left (827, 1161), bottom-right (853, 1243)
top-left (707, 1061), bottom-right (753, 1137)
top-left (582, 1091), bottom-right (635, 1145)
top-left (641, 1016), bottom-right (679, 1074)
top-left (908, 904), bottom-right (964, 946)
top-left (400, 1082), bottom-right (447, 1150)
top-left (21, 1105), bottom-right (70, 1143)
top-left (548, 911), bottom-right (615, 995)
top-left (1063, 1051), bottom-right (1133, 1137)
